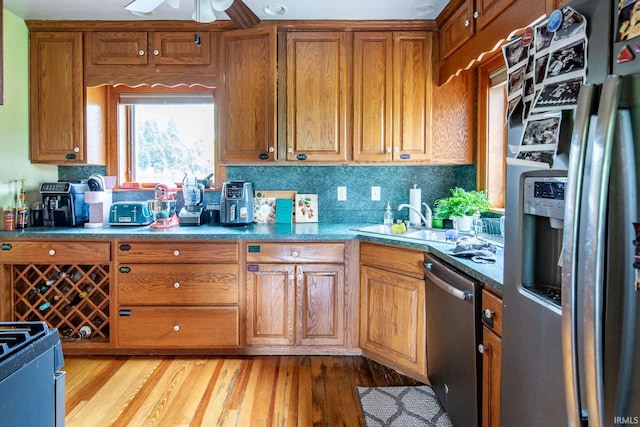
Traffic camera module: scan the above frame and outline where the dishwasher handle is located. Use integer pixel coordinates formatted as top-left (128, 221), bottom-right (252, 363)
top-left (425, 262), bottom-right (473, 301)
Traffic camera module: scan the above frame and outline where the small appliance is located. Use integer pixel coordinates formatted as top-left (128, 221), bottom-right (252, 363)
top-left (109, 202), bottom-right (154, 226)
top-left (148, 183), bottom-right (179, 230)
top-left (40, 182), bottom-right (89, 227)
top-left (219, 181), bottom-right (254, 226)
top-left (85, 174), bottom-right (117, 228)
top-left (178, 176), bottom-right (206, 226)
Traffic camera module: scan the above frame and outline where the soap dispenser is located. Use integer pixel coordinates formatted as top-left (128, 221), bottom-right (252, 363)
top-left (383, 202), bottom-right (394, 225)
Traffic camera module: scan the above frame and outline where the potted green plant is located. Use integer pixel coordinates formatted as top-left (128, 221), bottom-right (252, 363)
top-left (433, 188), bottom-right (491, 232)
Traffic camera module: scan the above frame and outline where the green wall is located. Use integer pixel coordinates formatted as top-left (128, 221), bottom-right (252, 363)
top-left (0, 9), bottom-right (56, 218)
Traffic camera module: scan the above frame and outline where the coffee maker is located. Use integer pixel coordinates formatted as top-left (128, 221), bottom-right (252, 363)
top-left (40, 182), bottom-right (90, 227)
top-left (219, 181), bottom-right (254, 226)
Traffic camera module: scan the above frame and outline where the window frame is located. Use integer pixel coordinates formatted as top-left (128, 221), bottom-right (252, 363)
top-left (477, 51), bottom-right (508, 211)
top-left (106, 85), bottom-right (226, 190)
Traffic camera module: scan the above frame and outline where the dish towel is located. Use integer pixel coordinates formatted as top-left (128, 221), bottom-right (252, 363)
top-left (450, 237), bottom-right (497, 263)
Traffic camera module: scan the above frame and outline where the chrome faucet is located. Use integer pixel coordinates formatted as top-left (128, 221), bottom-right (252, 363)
top-left (397, 204), bottom-right (430, 228)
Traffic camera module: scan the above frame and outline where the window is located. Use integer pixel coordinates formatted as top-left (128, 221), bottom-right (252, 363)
top-left (112, 86), bottom-right (216, 187)
top-left (477, 52), bottom-right (508, 210)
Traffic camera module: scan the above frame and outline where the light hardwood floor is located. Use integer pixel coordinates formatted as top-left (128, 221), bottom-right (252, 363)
top-left (64, 355), bottom-right (423, 426)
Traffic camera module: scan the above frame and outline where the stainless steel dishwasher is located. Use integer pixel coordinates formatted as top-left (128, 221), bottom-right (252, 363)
top-left (424, 253), bottom-right (482, 427)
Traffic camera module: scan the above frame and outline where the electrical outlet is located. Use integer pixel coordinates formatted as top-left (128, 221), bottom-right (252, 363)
top-left (371, 186), bottom-right (381, 201)
top-left (337, 186), bottom-right (347, 201)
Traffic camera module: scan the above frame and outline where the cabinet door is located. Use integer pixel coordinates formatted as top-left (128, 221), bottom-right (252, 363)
top-left (87, 32), bottom-right (148, 65)
top-left (246, 264), bottom-right (295, 345)
top-left (353, 32), bottom-right (393, 162)
top-left (482, 327), bottom-right (502, 427)
top-left (286, 32), bottom-right (349, 162)
top-left (218, 27), bottom-right (277, 163)
top-left (360, 265), bottom-right (426, 375)
top-left (392, 32), bottom-right (433, 162)
top-left (439, 0), bottom-right (474, 60)
top-left (475, 0), bottom-right (518, 31)
top-left (296, 264), bottom-right (344, 346)
top-left (150, 32), bottom-right (211, 65)
top-left (29, 32), bottom-right (85, 163)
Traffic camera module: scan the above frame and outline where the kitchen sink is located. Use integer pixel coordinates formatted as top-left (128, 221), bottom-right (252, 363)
top-left (354, 224), bottom-right (454, 244)
top-left (403, 229), bottom-right (451, 243)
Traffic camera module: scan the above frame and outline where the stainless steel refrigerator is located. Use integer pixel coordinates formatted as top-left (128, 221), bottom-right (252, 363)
top-left (502, 0), bottom-right (640, 425)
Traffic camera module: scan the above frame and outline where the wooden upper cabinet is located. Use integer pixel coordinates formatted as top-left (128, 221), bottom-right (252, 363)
top-left (29, 32), bottom-right (87, 163)
top-left (84, 30), bottom-right (217, 87)
top-left (439, 0), bottom-right (474, 60)
top-left (150, 32), bottom-right (211, 65)
top-left (87, 31), bottom-right (211, 66)
top-left (393, 32), bottom-right (433, 162)
top-left (285, 32), bottom-right (350, 162)
top-left (218, 27), bottom-right (277, 163)
top-left (353, 31), bottom-right (433, 163)
top-left (353, 32), bottom-right (393, 162)
top-left (88, 32), bottom-right (148, 65)
top-left (475, 0), bottom-right (518, 31)
top-left (438, 0), bottom-right (546, 84)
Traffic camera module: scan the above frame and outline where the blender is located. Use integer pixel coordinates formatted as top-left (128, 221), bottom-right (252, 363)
top-left (178, 175), bottom-right (205, 226)
top-left (148, 183), bottom-right (178, 229)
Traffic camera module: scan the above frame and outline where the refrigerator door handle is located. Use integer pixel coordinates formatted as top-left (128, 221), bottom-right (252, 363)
top-left (583, 75), bottom-right (622, 427)
top-left (611, 108), bottom-right (638, 419)
top-left (561, 83), bottom-right (596, 427)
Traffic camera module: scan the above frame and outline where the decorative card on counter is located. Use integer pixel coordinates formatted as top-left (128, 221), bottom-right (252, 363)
top-left (276, 198), bottom-right (293, 224)
top-left (295, 194), bottom-right (318, 223)
top-left (253, 197), bottom-right (277, 223)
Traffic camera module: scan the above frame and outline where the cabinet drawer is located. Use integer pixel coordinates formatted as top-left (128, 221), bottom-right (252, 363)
top-left (116, 241), bottom-right (238, 263)
top-left (360, 242), bottom-right (424, 278)
top-left (246, 242), bottom-right (344, 263)
top-left (482, 289), bottom-right (503, 337)
top-left (0, 241), bottom-right (110, 264)
top-left (118, 264), bottom-right (239, 305)
top-left (118, 307), bottom-right (240, 347)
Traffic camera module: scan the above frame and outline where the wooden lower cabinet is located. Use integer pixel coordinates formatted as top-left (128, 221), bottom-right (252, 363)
top-left (115, 240), bottom-right (241, 350)
top-left (245, 242), bottom-right (346, 348)
top-left (1, 240), bottom-right (112, 352)
top-left (246, 263), bottom-right (345, 347)
top-left (481, 289), bottom-right (503, 427)
top-left (359, 242), bottom-right (426, 380)
top-left (482, 325), bottom-right (502, 427)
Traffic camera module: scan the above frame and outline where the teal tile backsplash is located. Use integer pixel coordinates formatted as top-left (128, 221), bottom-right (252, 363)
top-left (59, 164), bottom-right (476, 224)
top-left (227, 165), bottom-right (476, 223)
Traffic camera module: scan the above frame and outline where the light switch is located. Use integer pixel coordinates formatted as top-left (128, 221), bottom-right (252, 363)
top-left (371, 186), bottom-right (381, 201)
top-left (337, 186), bottom-right (347, 201)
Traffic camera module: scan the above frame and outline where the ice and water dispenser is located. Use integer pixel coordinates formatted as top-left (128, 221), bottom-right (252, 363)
top-left (519, 172), bottom-right (567, 307)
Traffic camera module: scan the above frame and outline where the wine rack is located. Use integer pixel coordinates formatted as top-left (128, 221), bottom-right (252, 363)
top-left (12, 263), bottom-right (110, 343)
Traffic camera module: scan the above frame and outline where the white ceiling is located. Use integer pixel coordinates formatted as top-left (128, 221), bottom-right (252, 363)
top-left (3, 0), bottom-right (450, 21)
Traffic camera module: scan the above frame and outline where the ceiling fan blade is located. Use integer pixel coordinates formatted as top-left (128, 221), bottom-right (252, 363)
top-left (211, 0), bottom-right (233, 12)
top-left (165, 0), bottom-right (181, 8)
top-left (125, 0), bottom-right (166, 14)
top-left (224, 0), bottom-right (261, 29)
top-left (192, 0), bottom-right (217, 23)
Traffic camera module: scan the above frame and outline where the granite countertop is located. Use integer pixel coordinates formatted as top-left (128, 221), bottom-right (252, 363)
top-left (0, 223), bottom-right (503, 294)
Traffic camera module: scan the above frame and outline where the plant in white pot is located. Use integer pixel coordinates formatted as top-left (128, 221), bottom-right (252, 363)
top-left (433, 188), bottom-right (491, 232)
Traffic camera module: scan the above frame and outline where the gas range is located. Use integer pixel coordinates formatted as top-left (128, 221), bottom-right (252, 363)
top-left (0, 322), bottom-right (51, 361)
top-left (0, 322), bottom-right (65, 427)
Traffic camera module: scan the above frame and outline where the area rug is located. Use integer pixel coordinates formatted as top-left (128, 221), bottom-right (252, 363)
top-left (357, 386), bottom-right (453, 427)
